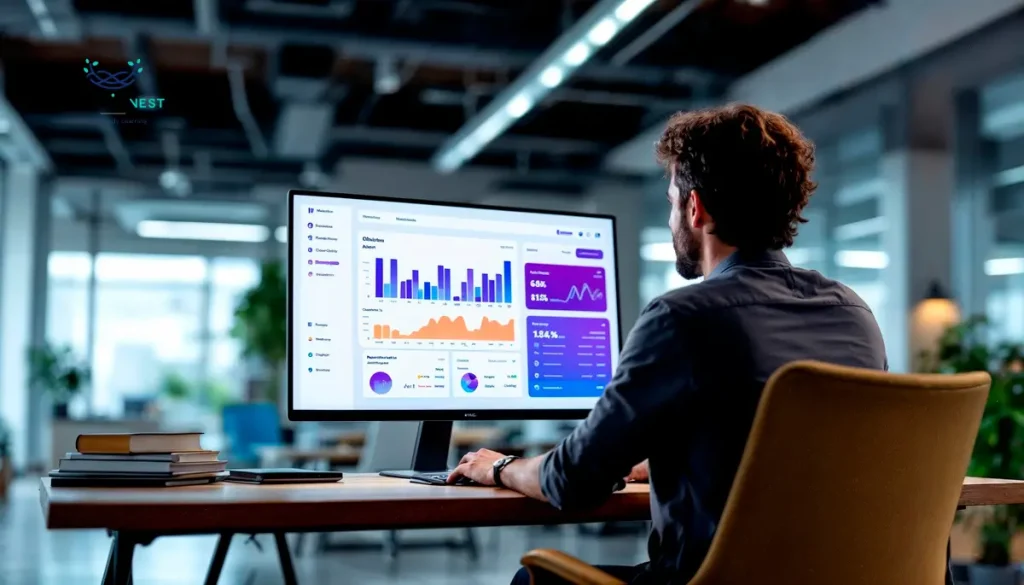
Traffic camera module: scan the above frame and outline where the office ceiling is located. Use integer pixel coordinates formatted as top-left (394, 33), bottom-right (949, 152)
top-left (1, 0), bottom-right (878, 196)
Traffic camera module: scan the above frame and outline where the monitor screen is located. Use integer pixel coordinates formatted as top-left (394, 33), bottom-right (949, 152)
top-left (288, 191), bottom-right (622, 421)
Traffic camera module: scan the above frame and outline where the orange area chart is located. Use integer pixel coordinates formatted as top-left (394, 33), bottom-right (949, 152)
top-left (373, 316), bottom-right (514, 342)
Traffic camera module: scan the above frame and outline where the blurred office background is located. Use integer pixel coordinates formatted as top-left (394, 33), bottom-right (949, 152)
top-left (1, 0), bottom-right (1024, 583)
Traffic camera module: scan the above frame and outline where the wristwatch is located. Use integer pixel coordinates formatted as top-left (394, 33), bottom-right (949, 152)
top-left (492, 455), bottom-right (521, 488)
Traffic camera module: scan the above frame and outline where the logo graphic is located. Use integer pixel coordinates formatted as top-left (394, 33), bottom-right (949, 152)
top-left (84, 57), bottom-right (142, 97)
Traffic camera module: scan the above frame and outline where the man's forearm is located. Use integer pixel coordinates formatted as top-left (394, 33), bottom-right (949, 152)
top-left (501, 455), bottom-right (549, 502)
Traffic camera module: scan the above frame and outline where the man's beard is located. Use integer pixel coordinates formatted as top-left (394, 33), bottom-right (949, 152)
top-left (673, 222), bottom-right (702, 280)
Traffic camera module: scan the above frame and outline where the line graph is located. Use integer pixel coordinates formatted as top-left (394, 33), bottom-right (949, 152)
top-left (525, 263), bottom-right (607, 312)
top-left (547, 283), bottom-right (605, 305)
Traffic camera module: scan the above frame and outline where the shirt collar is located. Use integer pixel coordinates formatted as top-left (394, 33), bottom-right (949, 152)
top-left (706, 249), bottom-right (791, 280)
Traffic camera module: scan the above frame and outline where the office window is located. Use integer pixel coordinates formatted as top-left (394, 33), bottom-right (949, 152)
top-left (972, 73), bottom-right (1024, 343)
top-left (209, 257), bottom-right (261, 399)
top-left (91, 254), bottom-right (206, 416)
top-left (46, 252), bottom-right (91, 359)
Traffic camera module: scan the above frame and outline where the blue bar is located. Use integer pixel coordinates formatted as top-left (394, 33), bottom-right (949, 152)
top-left (461, 282), bottom-right (467, 301)
top-left (454, 296), bottom-right (460, 302)
top-left (412, 270), bottom-right (419, 299)
top-left (437, 266), bottom-right (444, 300)
top-left (389, 259), bottom-right (398, 299)
top-left (488, 279), bottom-right (495, 304)
top-left (431, 285), bottom-right (438, 300)
top-left (482, 274), bottom-right (489, 302)
top-left (406, 280), bottom-right (413, 299)
top-left (384, 283), bottom-right (391, 298)
top-left (474, 286), bottom-right (481, 302)
top-left (467, 269), bottom-right (474, 300)
top-left (424, 281), bottom-right (431, 300)
top-left (444, 269), bottom-right (451, 301)
top-left (375, 258), bottom-right (384, 297)
top-left (496, 275), bottom-right (503, 303)
top-left (417, 288), bottom-right (423, 300)
top-left (503, 261), bottom-right (512, 303)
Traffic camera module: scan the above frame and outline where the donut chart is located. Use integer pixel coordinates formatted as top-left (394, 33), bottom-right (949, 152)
top-left (369, 371), bottom-right (393, 395)
top-left (460, 372), bottom-right (479, 393)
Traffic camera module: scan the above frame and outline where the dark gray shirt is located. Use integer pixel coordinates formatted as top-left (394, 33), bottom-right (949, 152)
top-left (540, 249), bottom-right (887, 584)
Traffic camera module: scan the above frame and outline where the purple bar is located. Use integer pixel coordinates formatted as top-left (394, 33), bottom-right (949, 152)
top-left (437, 266), bottom-right (444, 300)
top-left (444, 269), bottom-right (451, 301)
top-left (487, 279), bottom-right (495, 303)
top-left (406, 279), bottom-right (413, 299)
top-left (400, 281), bottom-right (407, 299)
top-left (482, 274), bottom-right (489, 303)
top-left (467, 269), bottom-right (474, 300)
top-left (389, 259), bottom-right (398, 299)
top-left (461, 282), bottom-right (468, 301)
top-left (454, 296), bottom-right (460, 302)
top-left (576, 248), bottom-right (604, 259)
top-left (412, 270), bottom-right (419, 298)
top-left (496, 274), bottom-right (503, 303)
top-left (374, 258), bottom-right (383, 297)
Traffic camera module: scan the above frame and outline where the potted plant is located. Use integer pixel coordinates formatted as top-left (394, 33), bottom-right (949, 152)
top-left (27, 343), bottom-right (91, 419)
top-left (231, 260), bottom-right (287, 402)
top-left (924, 316), bottom-right (1024, 585)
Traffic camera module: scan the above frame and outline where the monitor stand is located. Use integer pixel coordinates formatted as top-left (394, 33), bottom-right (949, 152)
top-left (378, 421), bottom-right (453, 479)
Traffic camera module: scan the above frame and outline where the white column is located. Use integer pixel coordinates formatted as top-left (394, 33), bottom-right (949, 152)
top-left (881, 149), bottom-right (955, 373)
top-left (0, 164), bottom-right (40, 469)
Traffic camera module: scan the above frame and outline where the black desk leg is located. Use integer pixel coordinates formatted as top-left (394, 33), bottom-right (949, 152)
top-left (204, 533), bottom-right (234, 585)
top-left (947, 538), bottom-right (955, 585)
top-left (274, 533), bottom-right (299, 585)
top-left (101, 531), bottom-right (135, 585)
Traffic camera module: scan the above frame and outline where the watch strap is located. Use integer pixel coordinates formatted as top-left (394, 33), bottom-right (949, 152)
top-left (493, 455), bottom-right (520, 488)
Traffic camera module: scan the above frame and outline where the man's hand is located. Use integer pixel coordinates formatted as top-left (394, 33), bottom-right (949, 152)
top-left (448, 448), bottom-right (506, 486)
top-left (626, 460), bottom-right (649, 483)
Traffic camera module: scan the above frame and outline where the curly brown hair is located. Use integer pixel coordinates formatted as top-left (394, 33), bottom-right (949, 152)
top-left (655, 103), bottom-right (817, 250)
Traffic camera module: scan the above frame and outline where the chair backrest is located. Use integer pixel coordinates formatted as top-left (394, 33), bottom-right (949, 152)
top-left (689, 360), bottom-right (990, 585)
top-left (221, 402), bottom-right (282, 465)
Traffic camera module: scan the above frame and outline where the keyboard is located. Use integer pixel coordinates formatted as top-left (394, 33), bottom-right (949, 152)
top-left (410, 471), bottom-right (481, 486)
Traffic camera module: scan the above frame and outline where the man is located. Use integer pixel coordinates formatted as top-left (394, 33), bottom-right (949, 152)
top-left (448, 104), bottom-right (888, 585)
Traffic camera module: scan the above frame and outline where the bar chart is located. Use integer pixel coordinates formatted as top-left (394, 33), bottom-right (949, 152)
top-left (358, 232), bottom-right (517, 305)
top-left (372, 258), bottom-right (514, 303)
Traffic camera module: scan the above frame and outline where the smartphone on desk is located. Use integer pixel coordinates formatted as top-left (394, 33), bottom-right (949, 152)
top-left (225, 468), bottom-right (344, 484)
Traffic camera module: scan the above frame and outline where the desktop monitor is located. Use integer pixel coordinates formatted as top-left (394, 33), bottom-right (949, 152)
top-left (287, 190), bottom-right (622, 473)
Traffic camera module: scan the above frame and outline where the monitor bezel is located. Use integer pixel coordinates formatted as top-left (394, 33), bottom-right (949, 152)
top-left (287, 189), bottom-right (624, 422)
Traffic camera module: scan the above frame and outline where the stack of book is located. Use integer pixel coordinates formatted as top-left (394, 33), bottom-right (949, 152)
top-left (49, 432), bottom-right (227, 487)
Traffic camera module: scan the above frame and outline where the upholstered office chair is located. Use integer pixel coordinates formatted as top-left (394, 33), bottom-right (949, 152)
top-left (520, 360), bottom-right (991, 585)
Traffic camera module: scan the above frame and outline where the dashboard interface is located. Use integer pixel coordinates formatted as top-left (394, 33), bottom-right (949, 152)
top-left (289, 192), bottom-right (621, 415)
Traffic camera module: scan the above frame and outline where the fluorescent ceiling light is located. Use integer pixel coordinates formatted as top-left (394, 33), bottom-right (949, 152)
top-left (137, 220), bottom-right (269, 243)
top-left (37, 17), bottom-right (57, 36)
top-left (506, 94), bottom-right (533, 118)
top-left (540, 66), bottom-right (565, 88)
top-left (431, 0), bottom-right (660, 174)
top-left (564, 42), bottom-right (591, 66)
top-left (994, 165), bottom-right (1024, 188)
top-left (614, 0), bottom-right (656, 22)
top-left (985, 257), bottom-right (1024, 276)
top-left (835, 250), bottom-right (888, 269)
top-left (587, 18), bottom-right (619, 46)
top-left (275, 226), bottom-right (288, 243)
top-left (640, 242), bottom-right (675, 263)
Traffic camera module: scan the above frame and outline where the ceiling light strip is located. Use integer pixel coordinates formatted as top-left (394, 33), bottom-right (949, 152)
top-left (136, 220), bottom-right (270, 243)
top-left (431, 0), bottom-right (658, 174)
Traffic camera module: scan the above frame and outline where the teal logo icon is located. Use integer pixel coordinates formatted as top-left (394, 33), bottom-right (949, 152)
top-left (84, 57), bottom-right (166, 109)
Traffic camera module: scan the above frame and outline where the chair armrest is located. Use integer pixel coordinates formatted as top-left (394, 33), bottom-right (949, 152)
top-left (520, 549), bottom-right (627, 585)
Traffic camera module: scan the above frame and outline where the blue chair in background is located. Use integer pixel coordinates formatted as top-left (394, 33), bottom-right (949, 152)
top-left (221, 402), bottom-right (282, 467)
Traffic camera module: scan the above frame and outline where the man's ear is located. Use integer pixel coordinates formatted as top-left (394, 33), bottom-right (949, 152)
top-left (690, 189), bottom-right (708, 229)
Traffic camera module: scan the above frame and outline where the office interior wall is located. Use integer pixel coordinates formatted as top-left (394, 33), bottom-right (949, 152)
top-left (0, 164), bottom-right (40, 469)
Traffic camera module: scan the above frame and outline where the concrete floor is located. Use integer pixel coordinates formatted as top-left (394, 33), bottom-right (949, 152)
top-left (1, 478), bottom-right (649, 585)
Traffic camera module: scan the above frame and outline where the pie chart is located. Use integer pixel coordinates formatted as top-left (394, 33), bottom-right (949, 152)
top-left (369, 371), bottom-right (392, 395)
top-left (460, 372), bottom-right (479, 393)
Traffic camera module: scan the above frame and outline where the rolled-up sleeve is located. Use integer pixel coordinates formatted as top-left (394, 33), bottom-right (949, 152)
top-left (540, 300), bottom-right (690, 510)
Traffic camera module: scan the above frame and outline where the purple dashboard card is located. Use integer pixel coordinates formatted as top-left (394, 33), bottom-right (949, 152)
top-left (524, 263), bottom-right (607, 312)
top-left (527, 316), bottom-right (611, 398)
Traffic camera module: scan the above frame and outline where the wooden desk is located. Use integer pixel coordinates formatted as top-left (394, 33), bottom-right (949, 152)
top-left (37, 476), bottom-right (1024, 585)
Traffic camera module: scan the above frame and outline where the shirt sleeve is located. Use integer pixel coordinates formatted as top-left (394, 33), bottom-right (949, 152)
top-left (540, 299), bottom-right (691, 510)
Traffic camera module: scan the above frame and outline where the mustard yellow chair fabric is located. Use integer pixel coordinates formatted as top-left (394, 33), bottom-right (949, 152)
top-left (521, 360), bottom-right (991, 585)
